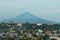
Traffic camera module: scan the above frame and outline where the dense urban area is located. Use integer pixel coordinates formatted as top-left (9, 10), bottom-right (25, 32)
top-left (0, 21), bottom-right (60, 40)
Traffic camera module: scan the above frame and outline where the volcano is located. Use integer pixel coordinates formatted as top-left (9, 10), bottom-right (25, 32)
top-left (1, 12), bottom-right (55, 23)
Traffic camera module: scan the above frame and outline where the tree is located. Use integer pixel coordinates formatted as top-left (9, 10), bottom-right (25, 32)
top-left (51, 38), bottom-right (57, 40)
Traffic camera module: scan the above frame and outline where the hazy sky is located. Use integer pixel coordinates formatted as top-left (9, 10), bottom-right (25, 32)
top-left (0, 0), bottom-right (60, 23)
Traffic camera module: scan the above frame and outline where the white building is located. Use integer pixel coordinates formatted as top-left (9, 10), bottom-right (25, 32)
top-left (17, 23), bottom-right (22, 27)
top-left (37, 23), bottom-right (43, 26)
top-left (9, 27), bottom-right (16, 38)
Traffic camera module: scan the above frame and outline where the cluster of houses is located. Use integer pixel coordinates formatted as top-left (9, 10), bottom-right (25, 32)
top-left (0, 22), bottom-right (60, 40)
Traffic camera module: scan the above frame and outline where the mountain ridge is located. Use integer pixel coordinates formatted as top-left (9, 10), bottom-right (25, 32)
top-left (0, 12), bottom-right (56, 24)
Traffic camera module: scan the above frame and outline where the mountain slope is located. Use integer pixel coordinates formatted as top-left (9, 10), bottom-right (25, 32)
top-left (1, 12), bottom-right (55, 23)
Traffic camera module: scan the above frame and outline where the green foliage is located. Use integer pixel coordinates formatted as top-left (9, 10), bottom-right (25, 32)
top-left (51, 38), bottom-right (57, 40)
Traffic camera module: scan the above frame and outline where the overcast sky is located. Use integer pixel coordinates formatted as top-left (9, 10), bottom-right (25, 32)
top-left (0, 0), bottom-right (60, 23)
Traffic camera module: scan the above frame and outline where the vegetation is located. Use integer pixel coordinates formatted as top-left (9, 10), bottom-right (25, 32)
top-left (22, 23), bottom-right (60, 31)
top-left (0, 22), bottom-right (60, 40)
top-left (0, 22), bottom-right (60, 31)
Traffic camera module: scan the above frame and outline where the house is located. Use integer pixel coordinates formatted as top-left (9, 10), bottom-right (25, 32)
top-left (17, 23), bottom-right (22, 27)
top-left (37, 23), bottom-right (43, 26)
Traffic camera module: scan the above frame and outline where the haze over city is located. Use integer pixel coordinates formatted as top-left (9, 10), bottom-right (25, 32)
top-left (0, 0), bottom-right (60, 40)
top-left (0, 0), bottom-right (60, 23)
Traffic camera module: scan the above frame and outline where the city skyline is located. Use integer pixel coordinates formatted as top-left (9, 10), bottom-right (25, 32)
top-left (0, 0), bottom-right (60, 23)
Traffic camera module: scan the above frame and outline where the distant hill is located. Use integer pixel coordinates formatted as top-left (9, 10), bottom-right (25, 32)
top-left (1, 12), bottom-right (55, 24)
